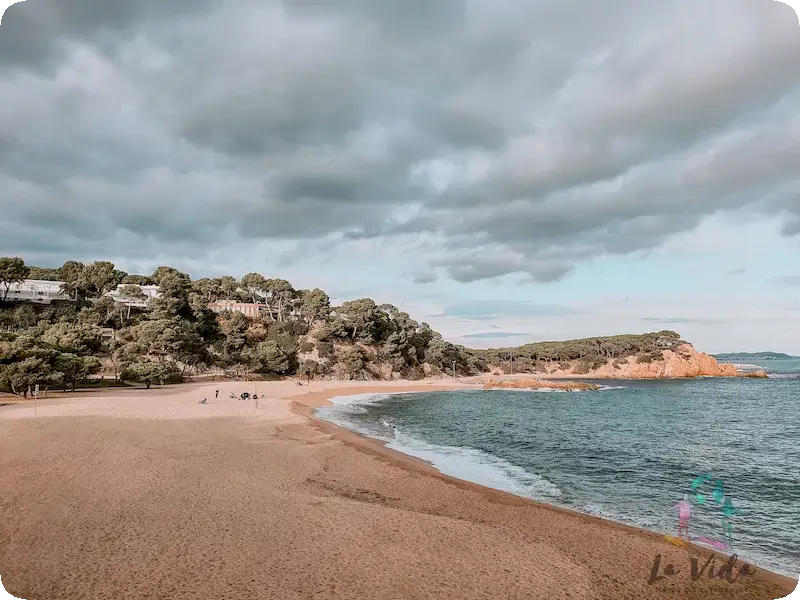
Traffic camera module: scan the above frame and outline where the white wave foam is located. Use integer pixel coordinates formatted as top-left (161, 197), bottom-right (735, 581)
top-left (379, 417), bottom-right (398, 429)
top-left (485, 386), bottom-right (608, 393)
top-left (386, 432), bottom-right (563, 500)
top-left (583, 502), bottom-right (620, 521)
top-left (327, 392), bottom-right (393, 406)
top-left (317, 392), bottom-right (564, 502)
top-left (487, 385), bottom-right (627, 392)
top-left (322, 393), bottom-right (392, 415)
top-left (583, 503), bottom-right (660, 531)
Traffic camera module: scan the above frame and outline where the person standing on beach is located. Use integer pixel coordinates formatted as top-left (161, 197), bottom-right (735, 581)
top-left (675, 494), bottom-right (692, 541)
top-left (215, 389), bottom-right (219, 399)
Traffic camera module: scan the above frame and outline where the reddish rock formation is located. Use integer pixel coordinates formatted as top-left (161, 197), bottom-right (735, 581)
top-left (742, 371), bottom-right (770, 379)
top-left (516, 344), bottom-right (754, 380)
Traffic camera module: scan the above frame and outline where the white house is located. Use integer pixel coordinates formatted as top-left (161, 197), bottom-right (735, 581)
top-left (208, 301), bottom-right (265, 318)
top-left (107, 284), bottom-right (161, 308)
top-left (2, 280), bottom-right (76, 304)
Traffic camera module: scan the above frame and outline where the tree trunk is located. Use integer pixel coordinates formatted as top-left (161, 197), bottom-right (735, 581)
top-left (145, 381), bottom-right (151, 389)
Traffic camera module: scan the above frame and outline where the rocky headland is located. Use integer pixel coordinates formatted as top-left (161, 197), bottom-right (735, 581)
top-left (484, 342), bottom-right (770, 380)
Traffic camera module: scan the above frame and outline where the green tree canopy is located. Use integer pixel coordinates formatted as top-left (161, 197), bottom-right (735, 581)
top-left (0, 257), bottom-right (30, 301)
top-left (121, 274), bottom-right (155, 286)
top-left (27, 267), bottom-right (62, 281)
top-left (122, 362), bottom-right (171, 389)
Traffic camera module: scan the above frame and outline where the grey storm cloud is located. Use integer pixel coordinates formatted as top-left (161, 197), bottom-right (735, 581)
top-left (412, 271), bottom-right (439, 285)
top-left (0, 0), bottom-right (799, 280)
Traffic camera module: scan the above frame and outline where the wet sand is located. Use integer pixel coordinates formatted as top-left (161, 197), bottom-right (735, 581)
top-left (0, 380), bottom-right (796, 600)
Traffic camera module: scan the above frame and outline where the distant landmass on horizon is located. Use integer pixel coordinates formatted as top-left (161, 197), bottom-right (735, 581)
top-left (713, 352), bottom-right (798, 361)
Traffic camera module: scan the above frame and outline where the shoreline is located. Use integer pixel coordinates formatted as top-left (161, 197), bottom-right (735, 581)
top-left (0, 367), bottom-right (766, 406)
top-left (288, 383), bottom-right (799, 583)
top-left (1, 379), bottom-right (796, 600)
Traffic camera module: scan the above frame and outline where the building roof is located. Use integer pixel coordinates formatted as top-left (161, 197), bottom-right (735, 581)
top-left (11, 279), bottom-right (66, 286)
top-left (210, 301), bottom-right (266, 307)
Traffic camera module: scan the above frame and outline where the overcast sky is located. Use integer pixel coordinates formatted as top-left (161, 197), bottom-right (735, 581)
top-left (1, 0), bottom-right (799, 353)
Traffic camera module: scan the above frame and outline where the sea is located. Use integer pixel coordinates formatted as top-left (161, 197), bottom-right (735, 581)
top-left (316, 359), bottom-right (800, 577)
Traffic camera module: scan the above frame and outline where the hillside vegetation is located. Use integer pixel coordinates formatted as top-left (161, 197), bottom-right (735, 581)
top-left (471, 332), bottom-right (688, 374)
top-left (0, 256), bottom-right (482, 396)
top-left (0, 256), bottom-right (721, 395)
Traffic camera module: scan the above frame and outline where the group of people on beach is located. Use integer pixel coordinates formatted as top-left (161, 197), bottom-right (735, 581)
top-left (198, 379), bottom-right (308, 404)
top-left (199, 389), bottom-right (262, 404)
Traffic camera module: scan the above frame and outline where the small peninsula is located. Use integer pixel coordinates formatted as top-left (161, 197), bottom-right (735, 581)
top-left (474, 331), bottom-right (756, 380)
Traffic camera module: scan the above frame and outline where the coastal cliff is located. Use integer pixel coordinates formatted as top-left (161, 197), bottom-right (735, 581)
top-left (546, 344), bottom-right (740, 379)
top-left (485, 343), bottom-right (764, 380)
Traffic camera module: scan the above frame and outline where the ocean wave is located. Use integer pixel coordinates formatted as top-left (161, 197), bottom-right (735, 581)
top-left (487, 385), bottom-right (626, 392)
top-left (583, 502), bottom-right (633, 524)
top-left (583, 502), bottom-right (618, 520)
top-left (487, 387), bottom-right (570, 393)
top-left (386, 432), bottom-right (564, 500)
top-left (325, 391), bottom-right (424, 413)
top-left (318, 395), bottom-right (564, 501)
top-left (485, 386), bottom-right (614, 393)
top-left (583, 503), bottom-right (660, 530)
top-left (324, 392), bottom-right (394, 415)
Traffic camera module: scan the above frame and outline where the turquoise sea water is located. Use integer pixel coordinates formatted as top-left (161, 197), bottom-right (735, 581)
top-left (317, 360), bottom-right (800, 577)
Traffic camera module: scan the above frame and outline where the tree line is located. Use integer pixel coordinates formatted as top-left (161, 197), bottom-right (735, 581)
top-left (0, 255), bottom-right (687, 396)
top-left (0, 256), bottom-right (482, 395)
top-left (470, 331), bottom-right (687, 374)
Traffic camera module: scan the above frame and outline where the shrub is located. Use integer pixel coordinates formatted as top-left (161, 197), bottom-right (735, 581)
top-left (316, 341), bottom-right (334, 359)
top-left (122, 362), bottom-right (172, 389)
top-left (298, 360), bottom-right (322, 380)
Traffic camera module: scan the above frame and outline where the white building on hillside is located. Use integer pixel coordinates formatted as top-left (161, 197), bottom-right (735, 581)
top-left (107, 284), bottom-right (161, 308)
top-left (209, 301), bottom-right (265, 318)
top-left (2, 280), bottom-right (76, 304)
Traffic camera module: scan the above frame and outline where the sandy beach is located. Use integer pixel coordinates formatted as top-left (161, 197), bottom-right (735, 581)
top-left (0, 379), bottom-right (796, 600)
